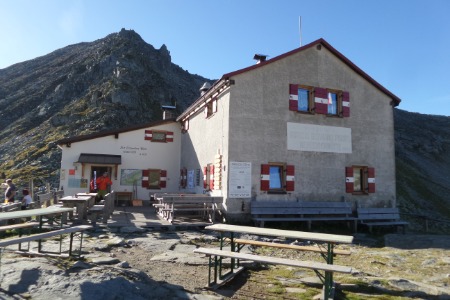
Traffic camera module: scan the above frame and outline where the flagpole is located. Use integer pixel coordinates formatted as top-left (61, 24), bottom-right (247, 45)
top-left (299, 16), bottom-right (302, 47)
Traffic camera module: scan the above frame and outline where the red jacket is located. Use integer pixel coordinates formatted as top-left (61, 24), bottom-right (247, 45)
top-left (96, 176), bottom-right (112, 190)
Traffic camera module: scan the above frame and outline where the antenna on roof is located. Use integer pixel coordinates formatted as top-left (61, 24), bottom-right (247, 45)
top-left (299, 16), bottom-right (302, 47)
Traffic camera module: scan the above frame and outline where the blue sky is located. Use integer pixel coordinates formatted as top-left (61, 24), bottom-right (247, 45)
top-left (1, 0), bottom-right (449, 116)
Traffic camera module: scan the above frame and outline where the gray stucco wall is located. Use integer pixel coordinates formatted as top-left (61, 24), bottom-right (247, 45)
top-left (226, 45), bottom-right (396, 221)
top-left (181, 44), bottom-right (397, 223)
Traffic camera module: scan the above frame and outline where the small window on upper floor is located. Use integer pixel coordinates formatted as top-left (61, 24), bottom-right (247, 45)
top-left (327, 91), bottom-right (339, 115)
top-left (204, 98), bottom-right (218, 118)
top-left (290, 85), bottom-right (314, 113)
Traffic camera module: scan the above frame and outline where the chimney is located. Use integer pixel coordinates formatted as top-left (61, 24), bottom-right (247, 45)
top-left (200, 82), bottom-right (211, 96)
top-left (253, 54), bottom-right (268, 64)
top-left (161, 105), bottom-right (176, 120)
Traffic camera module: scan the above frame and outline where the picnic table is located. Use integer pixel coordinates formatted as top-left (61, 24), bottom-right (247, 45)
top-left (60, 195), bottom-right (94, 221)
top-left (199, 224), bottom-right (353, 298)
top-left (0, 206), bottom-right (74, 226)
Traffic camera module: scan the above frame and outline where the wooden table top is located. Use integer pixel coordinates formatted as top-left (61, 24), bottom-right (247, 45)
top-left (60, 196), bottom-right (92, 202)
top-left (205, 224), bottom-right (353, 244)
top-left (0, 207), bottom-right (74, 221)
top-left (76, 193), bottom-right (98, 197)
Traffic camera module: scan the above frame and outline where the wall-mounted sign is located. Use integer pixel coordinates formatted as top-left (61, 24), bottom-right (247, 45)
top-left (229, 162), bottom-right (251, 198)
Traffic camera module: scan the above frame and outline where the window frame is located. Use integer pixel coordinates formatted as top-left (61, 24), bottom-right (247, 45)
top-left (147, 169), bottom-right (162, 189)
top-left (297, 85), bottom-right (315, 114)
top-left (326, 89), bottom-right (342, 117)
top-left (268, 162), bottom-right (287, 194)
top-left (347, 165), bottom-right (375, 195)
top-left (151, 130), bottom-right (168, 142)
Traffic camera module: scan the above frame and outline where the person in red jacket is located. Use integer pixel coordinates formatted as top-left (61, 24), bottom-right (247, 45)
top-left (96, 172), bottom-right (112, 201)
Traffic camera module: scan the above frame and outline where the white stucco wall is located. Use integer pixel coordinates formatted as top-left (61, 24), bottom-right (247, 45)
top-left (59, 122), bottom-right (181, 199)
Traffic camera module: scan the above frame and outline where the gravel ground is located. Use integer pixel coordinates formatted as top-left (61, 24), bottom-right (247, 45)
top-left (0, 229), bottom-right (449, 299)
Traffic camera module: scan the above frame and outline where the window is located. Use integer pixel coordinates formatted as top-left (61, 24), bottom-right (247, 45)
top-left (142, 169), bottom-right (167, 189)
top-left (327, 92), bottom-right (338, 115)
top-left (204, 99), bottom-right (217, 118)
top-left (289, 84), bottom-right (314, 113)
top-left (345, 166), bottom-right (375, 194)
top-left (261, 163), bottom-right (295, 193)
top-left (144, 130), bottom-right (174, 142)
top-left (289, 84), bottom-right (350, 117)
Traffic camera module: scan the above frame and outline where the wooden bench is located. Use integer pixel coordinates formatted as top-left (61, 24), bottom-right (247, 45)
top-left (357, 207), bottom-right (408, 233)
top-left (0, 202), bottom-right (21, 213)
top-left (251, 201), bottom-right (356, 230)
top-left (88, 191), bottom-right (115, 226)
top-left (0, 222), bottom-right (39, 237)
top-left (0, 225), bottom-right (92, 257)
top-left (194, 247), bottom-right (352, 298)
top-left (225, 238), bottom-right (351, 256)
top-left (155, 196), bottom-right (222, 224)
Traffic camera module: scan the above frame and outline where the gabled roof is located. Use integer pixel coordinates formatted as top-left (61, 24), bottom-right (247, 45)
top-left (57, 118), bottom-right (177, 146)
top-left (178, 38), bottom-right (400, 121)
top-left (222, 38), bottom-right (400, 106)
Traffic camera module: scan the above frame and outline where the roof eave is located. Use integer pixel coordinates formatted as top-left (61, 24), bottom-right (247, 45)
top-left (221, 38), bottom-right (401, 106)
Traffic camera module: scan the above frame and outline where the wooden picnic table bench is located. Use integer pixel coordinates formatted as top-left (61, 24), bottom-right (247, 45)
top-left (194, 247), bottom-right (352, 298)
top-left (154, 196), bottom-right (222, 224)
top-left (224, 238), bottom-right (352, 256)
top-left (357, 207), bottom-right (408, 233)
top-left (0, 225), bottom-right (92, 258)
top-left (251, 201), bottom-right (357, 230)
top-left (200, 224), bottom-right (353, 299)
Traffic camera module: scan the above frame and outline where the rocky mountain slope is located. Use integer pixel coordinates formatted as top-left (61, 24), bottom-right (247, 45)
top-left (0, 29), bottom-right (212, 186)
top-left (394, 109), bottom-right (450, 231)
top-left (0, 30), bottom-right (449, 231)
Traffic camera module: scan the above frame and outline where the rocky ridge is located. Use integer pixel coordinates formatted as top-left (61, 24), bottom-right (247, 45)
top-left (0, 29), bottom-right (212, 186)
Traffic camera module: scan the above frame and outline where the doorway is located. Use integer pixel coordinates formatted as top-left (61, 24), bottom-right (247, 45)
top-left (90, 166), bottom-right (112, 192)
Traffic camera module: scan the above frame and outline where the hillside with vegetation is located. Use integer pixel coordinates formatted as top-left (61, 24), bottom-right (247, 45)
top-left (0, 30), bottom-right (449, 232)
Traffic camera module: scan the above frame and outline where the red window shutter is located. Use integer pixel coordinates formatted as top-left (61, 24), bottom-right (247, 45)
top-left (144, 130), bottom-right (152, 141)
top-left (142, 170), bottom-right (149, 188)
top-left (286, 165), bottom-right (295, 191)
top-left (367, 167), bottom-right (375, 193)
top-left (345, 167), bottom-right (354, 193)
top-left (160, 170), bottom-right (167, 188)
top-left (209, 165), bottom-right (214, 190)
top-left (203, 166), bottom-right (208, 189)
top-left (342, 91), bottom-right (350, 117)
top-left (260, 164), bottom-right (270, 191)
top-left (289, 84), bottom-right (298, 111)
top-left (314, 87), bottom-right (328, 114)
top-left (166, 131), bottom-right (174, 142)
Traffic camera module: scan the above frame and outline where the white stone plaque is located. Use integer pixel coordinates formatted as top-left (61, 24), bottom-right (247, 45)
top-left (287, 123), bottom-right (352, 153)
